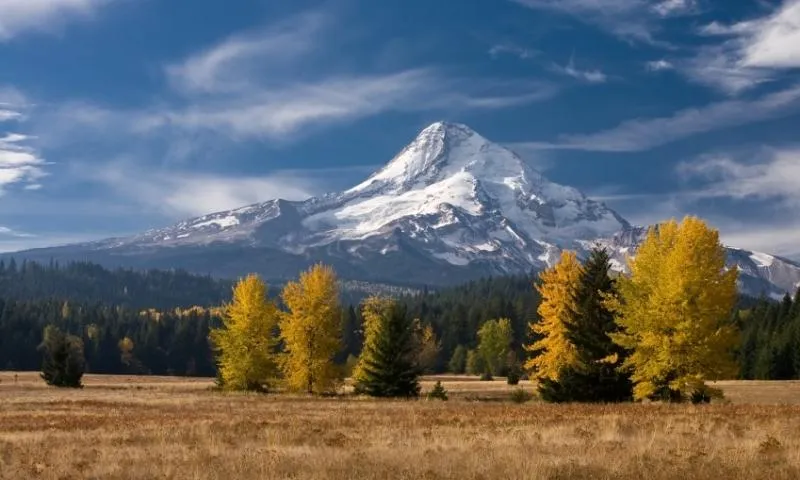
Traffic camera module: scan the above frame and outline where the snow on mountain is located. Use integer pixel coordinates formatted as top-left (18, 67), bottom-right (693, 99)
top-left (588, 226), bottom-right (800, 299)
top-left (6, 121), bottom-right (800, 296)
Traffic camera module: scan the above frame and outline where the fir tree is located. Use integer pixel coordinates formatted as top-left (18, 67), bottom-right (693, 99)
top-left (39, 325), bottom-right (85, 388)
top-left (539, 248), bottom-right (632, 403)
top-left (356, 302), bottom-right (421, 398)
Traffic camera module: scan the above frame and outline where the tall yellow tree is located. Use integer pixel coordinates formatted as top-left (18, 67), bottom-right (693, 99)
top-left (210, 274), bottom-right (280, 391)
top-left (280, 264), bottom-right (343, 394)
top-left (525, 250), bottom-right (582, 381)
top-left (609, 216), bottom-right (739, 402)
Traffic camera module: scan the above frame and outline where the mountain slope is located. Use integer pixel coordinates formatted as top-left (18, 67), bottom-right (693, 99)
top-left (7, 122), bottom-right (800, 296)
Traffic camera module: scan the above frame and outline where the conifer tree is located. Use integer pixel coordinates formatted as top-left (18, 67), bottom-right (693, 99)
top-left (355, 301), bottom-right (421, 397)
top-left (209, 275), bottom-right (280, 391)
top-left (539, 248), bottom-right (632, 403)
top-left (525, 251), bottom-right (582, 381)
top-left (39, 325), bottom-right (85, 388)
top-left (352, 296), bottom-right (395, 389)
top-left (609, 217), bottom-right (739, 402)
top-left (280, 264), bottom-right (343, 394)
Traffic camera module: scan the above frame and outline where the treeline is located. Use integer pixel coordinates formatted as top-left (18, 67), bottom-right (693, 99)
top-left (0, 259), bottom-right (231, 309)
top-left (0, 298), bottom-right (216, 375)
top-left (739, 292), bottom-right (800, 379)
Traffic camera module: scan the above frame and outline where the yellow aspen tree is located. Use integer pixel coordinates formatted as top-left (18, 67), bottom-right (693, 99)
top-left (525, 250), bottom-right (582, 381)
top-left (352, 296), bottom-right (394, 386)
top-left (209, 274), bottom-right (280, 391)
top-left (608, 216), bottom-right (739, 402)
top-left (280, 264), bottom-right (343, 394)
top-left (414, 322), bottom-right (442, 374)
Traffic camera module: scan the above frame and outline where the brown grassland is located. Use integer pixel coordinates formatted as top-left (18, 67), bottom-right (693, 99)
top-left (2, 372), bottom-right (800, 479)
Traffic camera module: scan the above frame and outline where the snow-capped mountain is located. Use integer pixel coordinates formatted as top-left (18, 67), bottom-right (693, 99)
top-left (8, 122), bottom-right (800, 297)
top-left (588, 226), bottom-right (800, 299)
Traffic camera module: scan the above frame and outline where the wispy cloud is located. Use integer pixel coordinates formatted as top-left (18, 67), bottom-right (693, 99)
top-left (80, 159), bottom-right (377, 218)
top-left (679, 148), bottom-right (800, 207)
top-left (488, 43), bottom-right (538, 60)
top-left (550, 54), bottom-right (607, 83)
top-left (0, 0), bottom-right (114, 41)
top-left (681, 0), bottom-right (800, 94)
top-left (165, 10), bottom-right (329, 95)
top-left (514, 84), bottom-right (800, 152)
top-left (645, 59), bottom-right (674, 72)
top-left (0, 102), bottom-right (47, 193)
top-left (511, 0), bottom-right (697, 45)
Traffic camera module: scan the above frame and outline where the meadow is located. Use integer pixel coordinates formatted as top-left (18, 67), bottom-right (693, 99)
top-left (2, 372), bottom-right (800, 479)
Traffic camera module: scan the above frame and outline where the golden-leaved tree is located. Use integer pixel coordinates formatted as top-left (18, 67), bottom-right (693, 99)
top-left (210, 274), bottom-right (280, 391)
top-left (525, 250), bottom-right (582, 381)
top-left (280, 264), bottom-right (343, 394)
top-left (412, 320), bottom-right (441, 374)
top-left (609, 216), bottom-right (739, 402)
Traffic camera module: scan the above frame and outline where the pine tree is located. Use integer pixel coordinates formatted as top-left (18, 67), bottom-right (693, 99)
top-left (608, 217), bottom-right (739, 402)
top-left (525, 251), bottom-right (582, 381)
top-left (209, 275), bottom-right (280, 391)
top-left (39, 325), bottom-right (85, 388)
top-left (280, 264), bottom-right (343, 395)
top-left (539, 248), bottom-right (632, 403)
top-left (355, 301), bottom-right (420, 397)
top-left (352, 296), bottom-right (395, 389)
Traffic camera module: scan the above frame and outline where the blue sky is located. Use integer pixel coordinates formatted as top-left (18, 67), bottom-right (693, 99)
top-left (1, 0), bottom-right (799, 258)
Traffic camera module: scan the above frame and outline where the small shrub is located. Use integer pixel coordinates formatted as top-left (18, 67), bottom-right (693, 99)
top-left (759, 435), bottom-right (782, 455)
top-left (426, 381), bottom-right (448, 401)
top-left (480, 371), bottom-right (494, 381)
top-left (510, 388), bottom-right (532, 404)
top-left (691, 388), bottom-right (712, 404)
top-left (506, 365), bottom-right (521, 385)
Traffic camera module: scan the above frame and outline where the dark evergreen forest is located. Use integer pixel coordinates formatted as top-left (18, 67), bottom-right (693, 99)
top-left (0, 259), bottom-right (796, 380)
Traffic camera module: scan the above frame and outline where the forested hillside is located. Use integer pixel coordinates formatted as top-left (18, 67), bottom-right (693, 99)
top-left (0, 259), bottom-right (231, 309)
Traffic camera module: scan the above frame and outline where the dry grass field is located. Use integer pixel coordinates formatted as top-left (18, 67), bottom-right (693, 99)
top-left (2, 372), bottom-right (800, 479)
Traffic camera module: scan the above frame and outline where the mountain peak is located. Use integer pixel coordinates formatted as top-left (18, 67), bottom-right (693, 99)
top-left (348, 121), bottom-right (504, 194)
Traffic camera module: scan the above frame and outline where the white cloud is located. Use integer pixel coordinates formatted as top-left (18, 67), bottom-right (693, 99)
top-left (645, 59), bottom-right (674, 71)
top-left (514, 83), bottom-right (800, 152)
top-left (0, 109), bottom-right (22, 121)
top-left (0, 127), bottom-right (46, 193)
top-left (551, 55), bottom-right (607, 83)
top-left (651, 0), bottom-right (698, 17)
top-left (0, 0), bottom-right (112, 40)
top-left (489, 43), bottom-right (538, 60)
top-left (511, 0), bottom-right (696, 45)
top-left (679, 148), bottom-right (800, 207)
top-left (0, 226), bottom-right (33, 238)
top-left (165, 11), bottom-right (329, 95)
top-left (683, 0), bottom-right (800, 94)
top-left (719, 225), bottom-right (800, 259)
top-left (81, 160), bottom-right (374, 217)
